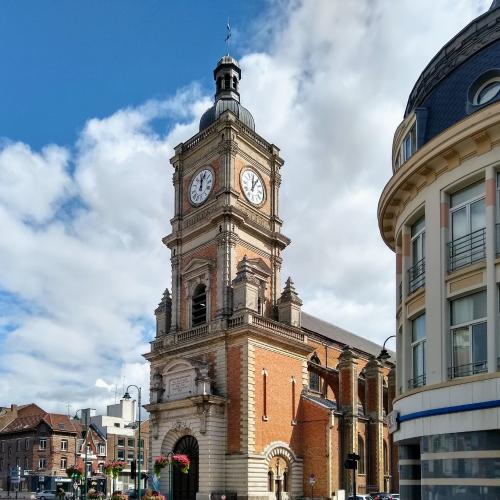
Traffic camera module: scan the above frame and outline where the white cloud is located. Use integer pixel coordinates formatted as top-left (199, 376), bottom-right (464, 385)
top-left (0, 0), bottom-right (492, 411)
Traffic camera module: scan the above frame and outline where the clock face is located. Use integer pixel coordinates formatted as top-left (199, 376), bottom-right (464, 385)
top-left (189, 168), bottom-right (214, 205)
top-left (241, 168), bottom-right (265, 205)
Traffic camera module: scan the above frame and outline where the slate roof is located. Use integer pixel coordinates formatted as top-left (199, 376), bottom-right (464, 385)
top-left (301, 312), bottom-right (395, 360)
top-left (302, 393), bottom-right (337, 411)
top-left (1, 413), bottom-right (78, 435)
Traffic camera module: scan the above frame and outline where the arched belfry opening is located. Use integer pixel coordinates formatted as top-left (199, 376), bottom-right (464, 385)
top-left (191, 284), bottom-right (207, 326)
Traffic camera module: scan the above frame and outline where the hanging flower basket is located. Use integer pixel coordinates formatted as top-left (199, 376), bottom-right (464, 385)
top-left (87, 489), bottom-right (104, 500)
top-left (104, 460), bottom-right (127, 478)
top-left (65, 465), bottom-right (83, 480)
top-left (153, 454), bottom-right (190, 478)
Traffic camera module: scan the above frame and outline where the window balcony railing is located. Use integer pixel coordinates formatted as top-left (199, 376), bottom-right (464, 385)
top-left (447, 227), bottom-right (486, 272)
top-left (448, 360), bottom-right (487, 379)
top-left (408, 374), bottom-right (426, 389)
top-left (408, 257), bottom-right (425, 294)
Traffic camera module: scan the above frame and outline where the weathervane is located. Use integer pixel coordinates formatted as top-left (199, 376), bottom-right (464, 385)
top-left (225, 18), bottom-right (231, 54)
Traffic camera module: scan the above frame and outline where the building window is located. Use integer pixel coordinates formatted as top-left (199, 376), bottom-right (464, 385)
top-left (98, 444), bottom-right (105, 455)
top-left (86, 445), bottom-right (91, 455)
top-left (39, 439), bottom-right (47, 451)
top-left (127, 453), bottom-right (134, 463)
top-left (358, 435), bottom-right (366, 475)
top-left (98, 463), bottom-right (104, 474)
top-left (448, 182), bottom-right (485, 271)
top-left (409, 313), bottom-right (426, 388)
top-left (309, 355), bottom-right (321, 392)
top-left (61, 439), bottom-right (68, 451)
top-left (25, 439), bottom-right (30, 451)
top-left (128, 438), bottom-right (134, 448)
top-left (16, 458), bottom-right (20, 468)
top-left (408, 217), bottom-right (425, 294)
top-left (24, 457), bottom-right (29, 470)
top-left (117, 450), bottom-right (125, 460)
top-left (86, 462), bottom-right (91, 474)
top-left (0, 441), bottom-right (3, 452)
top-left (60, 457), bottom-right (67, 469)
top-left (450, 291), bottom-right (487, 378)
top-left (114, 423), bottom-right (120, 428)
top-left (38, 458), bottom-right (46, 469)
top-left (191, 284), bottom-right (207, 326)
top-left (16, 440), bottom-right (20, 452)
top-left (117, 438), bottom-right (125, 447)
top-left (0, 459), bottom-right (3, 472)
top-left (395, 123), bottom-right (417, 170)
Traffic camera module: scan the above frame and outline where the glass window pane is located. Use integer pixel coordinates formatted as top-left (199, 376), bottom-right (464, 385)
top-left (452, 207), bottom-right (467, 240)
top-left (412, 314), bottom-right (426, 342)
top-left (413, 342), bottom-right (425, 378)
top-left (451, 292), bottom-right (486, 325)
top-left (472, 291), bottom-right (487, 320)
top-left (470, 199), bottom-right (485, 231)
top-left (472, 322), bottom-right (487, 363)
top-left (410, 125), bottom-right (417, 155)
top-left (453, 327), bottom-right (471, 367)
top-left (411, 216), bottom-right (425, 237)
top-left (450, 182), bottom-right (484, 208)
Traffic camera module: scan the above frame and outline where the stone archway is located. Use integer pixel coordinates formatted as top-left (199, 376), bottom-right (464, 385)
top-left (264, 442), bottom-right (303, 499)
top-left (160, 424), bottom-right (199, 498)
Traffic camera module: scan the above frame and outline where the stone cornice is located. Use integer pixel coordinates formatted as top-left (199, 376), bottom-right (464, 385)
top-left (378, 101), bottom-right (500, 250)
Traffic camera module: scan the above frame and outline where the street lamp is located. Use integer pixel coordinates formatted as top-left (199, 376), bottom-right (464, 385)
top-left (123, 386), bottom-right (142, 500)
top-left (377, 335), bottom-right (396, 362)
top-left (74, 408), bottom-right (96, 500)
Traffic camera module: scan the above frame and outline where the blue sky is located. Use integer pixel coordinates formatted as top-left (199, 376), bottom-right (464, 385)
top-left (0, 0), bottom-right (265, 149)
top-left (0, 0), bottom-right (490, 412)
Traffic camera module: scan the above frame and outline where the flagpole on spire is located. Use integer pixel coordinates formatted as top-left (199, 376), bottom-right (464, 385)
top-left (225, 18), bottom-right (231, 55)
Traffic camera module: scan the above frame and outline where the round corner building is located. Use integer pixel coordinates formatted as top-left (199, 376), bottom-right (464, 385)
top-left (378, 3), bottom-right (500, 499)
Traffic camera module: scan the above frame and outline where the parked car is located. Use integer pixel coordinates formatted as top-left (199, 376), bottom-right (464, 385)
top-left (390, 495), bottom-right (399, 499)
top-left (126, 489), bottom-right (139, 499)
top-left (371, 494), bottom-right (392, 500)
top-left (348, 495), bottom-right (373, 500)
top-left (36, 491), bottom-right (57, 500)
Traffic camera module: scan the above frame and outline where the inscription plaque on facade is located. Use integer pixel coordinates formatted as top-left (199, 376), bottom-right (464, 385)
top-left (169, 375), bottom-right (192, 396)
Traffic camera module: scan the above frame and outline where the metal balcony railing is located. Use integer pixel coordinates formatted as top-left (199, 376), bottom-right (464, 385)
top-left (408, 257), bottom-right (425, 294)
top-left (448, 360), bottom-right (487, 379)
top-left (448, 227), bottom-right (486, 272)
top-left (407, 374), bottom-right (426, 389)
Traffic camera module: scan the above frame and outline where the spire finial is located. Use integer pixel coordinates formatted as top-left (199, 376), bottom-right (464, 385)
top-left (225, 18), bottom-right (231, 55)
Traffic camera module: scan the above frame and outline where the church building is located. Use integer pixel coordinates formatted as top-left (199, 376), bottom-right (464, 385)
top-left (144, 55), bottom-right (396, 500)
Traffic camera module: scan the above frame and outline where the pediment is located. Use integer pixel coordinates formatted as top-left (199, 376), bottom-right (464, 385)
top-left (246, 257), bottom-right (272, 278)
top-left (182, 258), bottom-right (214, 275)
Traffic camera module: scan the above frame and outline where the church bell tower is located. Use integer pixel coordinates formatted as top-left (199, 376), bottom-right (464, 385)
top-left (145, 55), bottom-right (308, 500)
top-left (164, 55), bottom-right (290, 333)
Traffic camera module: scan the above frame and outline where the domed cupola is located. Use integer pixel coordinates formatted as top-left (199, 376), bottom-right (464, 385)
top-left (199, 55), bottom-right (255, 132)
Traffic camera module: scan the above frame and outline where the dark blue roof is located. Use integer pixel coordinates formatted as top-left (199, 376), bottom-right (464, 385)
top-left (199, 99), bottom-right (255, 132)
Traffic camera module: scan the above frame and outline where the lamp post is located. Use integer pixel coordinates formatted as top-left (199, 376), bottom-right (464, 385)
top-left (74, 408), bottom-right (96, 500)
top-left (123, 386), bottom-right (142, 500)
top-left (377, 335), bottom-right (396, 362)
top-left (166, 451), bottom-right (174, 500)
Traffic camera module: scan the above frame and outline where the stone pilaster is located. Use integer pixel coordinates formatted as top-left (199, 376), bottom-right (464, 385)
top-left (338, 346), bottom-right (358, 491)
top-left (365, 356), bottom-right (385, 492)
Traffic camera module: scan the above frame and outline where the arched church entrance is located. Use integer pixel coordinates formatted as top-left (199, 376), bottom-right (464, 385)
top-left (172, 435), bottom-right (199, 500)
top-left (268, 456), bottom-right (290, 500)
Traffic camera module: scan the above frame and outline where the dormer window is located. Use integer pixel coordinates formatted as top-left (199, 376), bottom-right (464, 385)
top-left (192, 284), bottom-right (207, 326)
top-left (224, 73), bottom-right (230, 90)
top-left (395, 123), bottom-right (417, 170)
